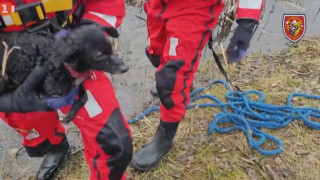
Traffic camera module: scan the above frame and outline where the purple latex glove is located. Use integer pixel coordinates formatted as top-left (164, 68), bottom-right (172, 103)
top-left (227, 19), bottom-right (258, 63)
top-left (54, 29), bottom-right (71, 40)
top-left (47, 87), bottom-right (79, 110)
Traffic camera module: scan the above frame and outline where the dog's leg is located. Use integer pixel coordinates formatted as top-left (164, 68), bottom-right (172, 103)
top-left (62, 85), bottom-right (88, 123)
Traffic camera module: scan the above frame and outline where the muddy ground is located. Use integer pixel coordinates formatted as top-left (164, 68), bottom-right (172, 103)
top-left (0, 0), bottom-right (320, 179)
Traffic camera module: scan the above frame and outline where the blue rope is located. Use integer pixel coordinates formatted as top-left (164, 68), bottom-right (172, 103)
top-left (127, 80), bottom-right (320, 155)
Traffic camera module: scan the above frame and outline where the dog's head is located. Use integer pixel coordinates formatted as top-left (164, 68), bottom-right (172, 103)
top-left (57, 24), bottom-right (129, 74)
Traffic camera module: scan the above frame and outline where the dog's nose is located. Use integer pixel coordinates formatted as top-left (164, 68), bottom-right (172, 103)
top-left (120, 64), bottom-right (129, 73)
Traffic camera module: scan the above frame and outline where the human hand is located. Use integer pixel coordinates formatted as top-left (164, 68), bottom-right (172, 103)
top-left (46, 87), bottom-right (79, 110)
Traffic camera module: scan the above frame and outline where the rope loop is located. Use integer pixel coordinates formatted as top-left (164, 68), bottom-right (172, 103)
top-left (128, 80), bottom-right (320, 155)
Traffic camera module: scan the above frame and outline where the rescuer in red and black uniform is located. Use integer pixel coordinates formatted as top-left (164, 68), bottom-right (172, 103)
top-left (0, 0), bottom-right (132, 179)
top-left (131, 0), bottom-right (265, 172)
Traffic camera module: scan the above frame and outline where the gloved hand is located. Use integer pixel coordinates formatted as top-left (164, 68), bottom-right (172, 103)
top-left (226, 19), bottom-right (258, 63)
top-left (0, 65), bottom-right (78, 113)
top-left (47, 87), bottom-right (79, 110)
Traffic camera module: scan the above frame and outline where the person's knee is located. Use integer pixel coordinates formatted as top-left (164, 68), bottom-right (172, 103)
top-left (146, 47), bottom-right (161, 68)
top-left (117, 134), bottom-right (133, 167)
top-left (96, 108), bottom-right (133, 179)
top-left (155, 60), bottom-right (185, 109)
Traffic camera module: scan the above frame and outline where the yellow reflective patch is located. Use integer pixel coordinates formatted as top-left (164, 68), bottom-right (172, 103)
top-left (36, 5), bottom-right (45, 20)
top-left (69, 15), bottom-right (73, 22)
top-left (42, 0), bottom-right (73, 13)
top-left (10, 12), bottom-right (22, 25)
top-left (62, 21), bottom-right (67, 27)
top-left (62, 15), bottom-right (73, 27)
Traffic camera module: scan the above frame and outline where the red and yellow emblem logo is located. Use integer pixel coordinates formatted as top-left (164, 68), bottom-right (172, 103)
top-left (283, 14), bottom-right (306, 43)
top-left (0, 2), bottom-right (14, 15)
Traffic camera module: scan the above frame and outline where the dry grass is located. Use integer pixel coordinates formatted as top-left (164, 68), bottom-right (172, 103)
top-left (213, 0), bottom-right (238, 43)
top-left (57, 39), bottom-right (320, 180)
top-left (56, 151), bottom-right (90, 180)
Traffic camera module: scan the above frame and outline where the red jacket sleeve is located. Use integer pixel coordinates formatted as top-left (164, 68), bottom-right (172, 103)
top-left (81, 0), bottom-right (125, 28)
top-left (237, 0), bottom-right (265, 21)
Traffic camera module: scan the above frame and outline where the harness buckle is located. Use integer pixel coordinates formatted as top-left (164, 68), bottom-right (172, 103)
top-left (16, 2), bottom-right (46, 25)
top-left (26, 20), bottom-right (52, 33)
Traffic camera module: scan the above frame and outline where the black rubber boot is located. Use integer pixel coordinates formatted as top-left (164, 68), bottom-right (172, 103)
top-left (131, 120), bottom-right (179, 172)
top-left (36, 138), bottom-right (69, 180)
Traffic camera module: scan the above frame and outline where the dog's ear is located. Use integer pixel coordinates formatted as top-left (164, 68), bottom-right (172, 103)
top-left (103, 27), bottom-right (119, 38)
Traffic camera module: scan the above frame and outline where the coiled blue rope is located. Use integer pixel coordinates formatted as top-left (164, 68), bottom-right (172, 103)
top-left (128, 80), bottom-right (320, 155)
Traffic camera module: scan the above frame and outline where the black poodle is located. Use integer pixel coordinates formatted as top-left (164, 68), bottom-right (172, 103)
top-left (0, 24), bottom-right (129, 122)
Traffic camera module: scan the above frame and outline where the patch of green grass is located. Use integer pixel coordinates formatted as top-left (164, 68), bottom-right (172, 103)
top-left (288, 78), bottom-right (303, 87)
